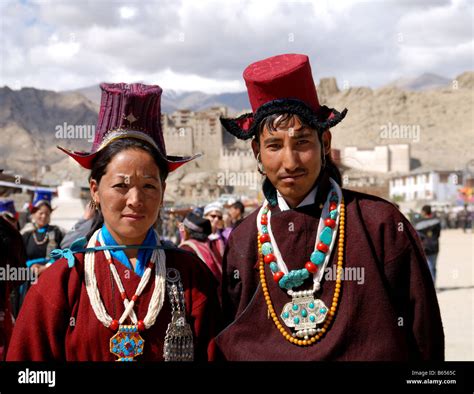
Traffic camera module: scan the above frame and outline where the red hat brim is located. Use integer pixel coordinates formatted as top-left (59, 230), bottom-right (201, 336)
top-left (57, 146), bottom-right (200, 172)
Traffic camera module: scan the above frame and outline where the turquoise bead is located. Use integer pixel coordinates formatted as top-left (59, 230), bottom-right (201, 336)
top-left (310, 251), bottom-right (325, 265)
top-left (309, 302), bottom-right (315, 309)
top-left (292, 304), bottom-right (299, 311)
top-left (309, 315), bottom-right (316, 322)
top-left (261, 225), bottom-right (268, 234)
top-left (320, 307), bottom-right (327, 314)
top-left (283, 312), bottom-right (289, 319)
top-left (330, 210), bottom-right (338, 220)
top-left (294, 317), bottom-right (300, 324)
top-left (320, 227), bottom-right (332, 245)
top-left (270, 262), bottom-right (279, 273)
top-left (301, 309), bottom-right (308, 317)
top-left (261, 242), bottom-right (273, 256)
top-left (279, 269), bottom-right (310, 290)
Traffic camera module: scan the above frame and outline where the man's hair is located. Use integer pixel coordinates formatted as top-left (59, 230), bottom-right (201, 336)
top-left (422, 205), bottom-right (432, 215)
top-left (230, 201), bottom-right (245, 214)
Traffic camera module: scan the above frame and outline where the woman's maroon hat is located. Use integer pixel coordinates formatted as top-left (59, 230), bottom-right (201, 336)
top-left (58, 83), bottom-right (200, 171)
top-left (220, 54), bottom-right (347, 139)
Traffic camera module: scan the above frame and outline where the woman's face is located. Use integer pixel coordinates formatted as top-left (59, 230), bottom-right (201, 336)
top-left (33, 204), bottom-right (51, 228)
top-left (90, 148), bottom-right (166, 245)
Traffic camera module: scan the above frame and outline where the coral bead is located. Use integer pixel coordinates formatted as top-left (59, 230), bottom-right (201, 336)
top-left (317, 242), bottom-right (329, 253)
top-left (305, 262), bottom-right (318, 273)
top-left (261, 214), bottom-right (268, 225)
top-left (110, 320), bottom-right (119, 331)
top-left (259, 234), bottom-right (270, 244)
top-left (273, 271), bottom-right (284, 283)
top-left (264, 253), bottom-right (276, 264)
top-left (137, 320), bottom-right (146, 332)
top-left (329, 202), bottom-right (337, 211)
top-left (324, 218), bottom-right (336, 228)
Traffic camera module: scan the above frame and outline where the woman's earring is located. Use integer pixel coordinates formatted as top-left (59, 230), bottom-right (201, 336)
top-left (256, 153), bottom-right (266, 176)
top-left (90, 200), bottom-right (98, 210)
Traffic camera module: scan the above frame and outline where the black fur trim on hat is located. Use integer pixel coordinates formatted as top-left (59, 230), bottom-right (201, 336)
top-left (219, 113), bottom-right (254, 140)
top-left (220, 99), bottom-right (348, 140)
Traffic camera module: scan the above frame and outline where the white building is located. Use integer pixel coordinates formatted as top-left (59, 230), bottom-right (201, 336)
top-left (389, 170), bottom-right (463, 203)
top-left (51, 181), bottom-right (86, 231)
top-left (343, 144), bottom-right (410, 173)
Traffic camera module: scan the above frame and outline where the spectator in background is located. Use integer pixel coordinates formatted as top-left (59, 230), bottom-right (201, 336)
top-left (204, 202), bottom-right (228, 263)
top-left (179, 212), bottom-right (222, 283)
top-left (0, 200), bottom-right (19, 230)
top-left (228, 201), bottom-right (245, 228)
top-left (21, 190), bottom-right (64, 278)
top-left (0, 216), bottom-right (26, 359)
top-left (458, 204), bottom-right (472, 233)
top-left (415, 205), bottom-right (441, 283)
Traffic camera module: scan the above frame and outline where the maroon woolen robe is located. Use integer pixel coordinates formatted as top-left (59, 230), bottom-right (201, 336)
top-left (215, 176), bottom-right (444, 361)
top-left (6, 248), bottom-right (221, 361)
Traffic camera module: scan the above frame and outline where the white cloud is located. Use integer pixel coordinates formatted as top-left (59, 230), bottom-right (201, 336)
top-left (119, 6), bottom-right (137, 20)
top-left (0, 0), bottom-right (471, 93)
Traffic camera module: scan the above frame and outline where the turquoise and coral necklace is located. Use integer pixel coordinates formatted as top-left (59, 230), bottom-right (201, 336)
top-left (256, 178), bottom-right (343, 341)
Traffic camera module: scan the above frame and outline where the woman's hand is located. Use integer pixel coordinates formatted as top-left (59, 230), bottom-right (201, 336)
top-left (30, 264), bottom-right (48, 277)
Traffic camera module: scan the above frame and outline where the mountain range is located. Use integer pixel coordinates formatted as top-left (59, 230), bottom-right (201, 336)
top-left (68, 72), bottom-right (457, 113)
top-left (0, 71), bottom-right (472, 188)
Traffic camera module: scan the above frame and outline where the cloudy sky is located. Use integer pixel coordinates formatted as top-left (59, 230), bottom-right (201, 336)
top-left (0, 0), bottom-right (472, 93)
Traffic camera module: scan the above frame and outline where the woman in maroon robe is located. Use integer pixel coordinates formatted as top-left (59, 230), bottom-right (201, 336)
top-left (7, 83), bottom-right (221, 362)
top-left (215, 54), bottom-right (444, 361)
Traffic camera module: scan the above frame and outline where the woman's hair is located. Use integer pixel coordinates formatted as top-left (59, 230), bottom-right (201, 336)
top-left (255, 113), bottom-right (342, 186)
top-left (30, 203), bottom-right (52, 215)
top-left (86, 138), bottom-right (169, 239)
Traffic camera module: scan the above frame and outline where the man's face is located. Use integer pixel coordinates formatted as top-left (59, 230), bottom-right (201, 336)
top-left (252, 115), bottom-right (330, 208)
top-left (205, 210), bottom-right (223, 232)
top-left (228, 206), bottom-right (240, 220)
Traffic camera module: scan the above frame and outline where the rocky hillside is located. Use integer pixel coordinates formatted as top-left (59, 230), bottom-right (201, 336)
top-left (319, 72), bottom-right (473, 172)
top-left (0, 86), bottom-right (97, 183)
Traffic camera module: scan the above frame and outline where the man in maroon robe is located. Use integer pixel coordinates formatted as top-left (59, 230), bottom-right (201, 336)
top-left (215, 54), bottom-right (444, 361)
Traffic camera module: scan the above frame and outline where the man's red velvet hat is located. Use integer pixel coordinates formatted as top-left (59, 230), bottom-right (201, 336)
top-left (58, 83), bottom-right (200, 171)
top-left (220, 54), bottom-right (347, 139)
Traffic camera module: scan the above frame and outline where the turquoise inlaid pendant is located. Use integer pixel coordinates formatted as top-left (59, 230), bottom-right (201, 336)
top-left (110, 325), bottom-right (145, 361)
top-left (280, 294), bottom-right (328, 339)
